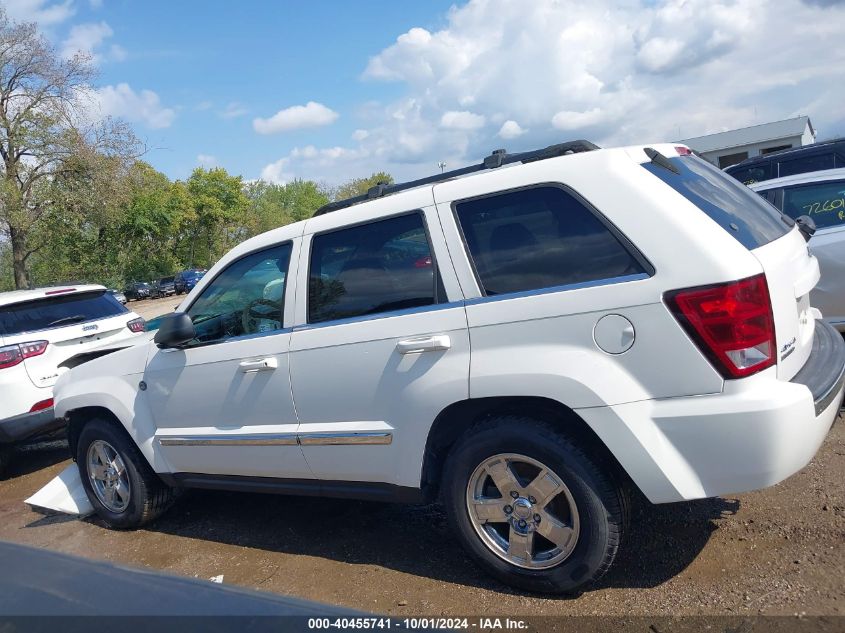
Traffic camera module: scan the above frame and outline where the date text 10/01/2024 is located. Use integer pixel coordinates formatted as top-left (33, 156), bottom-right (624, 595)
top-left (307, 618), bottom-right (529, 630)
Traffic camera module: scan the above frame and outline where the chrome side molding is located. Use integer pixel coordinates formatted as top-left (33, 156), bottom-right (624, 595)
top-left (159, 431), bottom-right (393, 447)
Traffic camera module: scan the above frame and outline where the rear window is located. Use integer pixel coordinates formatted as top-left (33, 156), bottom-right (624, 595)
top-left (0, 291), bottom-right (128, 336)
top-left (779, 153), bottom-right (836, 177)
top-left (781, 180), bottom-right (845, 229)
top-left (644, 155), bottom-right (791, 250)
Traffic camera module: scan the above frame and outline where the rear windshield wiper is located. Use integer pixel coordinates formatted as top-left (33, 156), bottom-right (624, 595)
top-left (644, 147), bottom-right (680, 175)
top-left (46, 314), bottom-right (88, 327)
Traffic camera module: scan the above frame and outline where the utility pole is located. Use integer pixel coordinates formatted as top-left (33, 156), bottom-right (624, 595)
top-left (438, 161), bottom-right (446, 173)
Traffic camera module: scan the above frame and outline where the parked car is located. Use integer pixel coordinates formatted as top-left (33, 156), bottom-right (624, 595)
top-left (151, 276), bottom-right (176, 299)
top-left (0, 285), bottom-right (145, 475)
top-left (725, 138), bottom-right (845, 185)
top-left (750, 168), bottom-right (845, 333)
top-left (54, 141), bottom-right (844, 594)
top-left (107, 289), bottom-right (127, 305)
top-left (174, 269), bottom-right (207, 295)
top-left (124, 282), bottom-right (151, 301)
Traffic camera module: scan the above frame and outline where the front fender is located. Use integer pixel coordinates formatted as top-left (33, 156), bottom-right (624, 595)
top-left (54, 373), bottom-right (173, 473)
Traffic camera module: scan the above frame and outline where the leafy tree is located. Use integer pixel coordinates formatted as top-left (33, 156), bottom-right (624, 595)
top-left (334, 172), bottom-right (394, 201)
top-left (244, 179), bottom-right (330, 236)
top-left (0, 9), bottom-right (138, 288)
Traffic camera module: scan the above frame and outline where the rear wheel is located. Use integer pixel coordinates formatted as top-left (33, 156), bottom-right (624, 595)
top-left (77, 418), bottom-right (175, 528)
top-left (442, 416), bottom-right (626, 594)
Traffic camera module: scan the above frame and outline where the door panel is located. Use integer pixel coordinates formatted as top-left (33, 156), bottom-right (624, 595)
top-left (291, 206), bottom-right (469, 489)
top-left (145, 240), bottom-right (312, 479)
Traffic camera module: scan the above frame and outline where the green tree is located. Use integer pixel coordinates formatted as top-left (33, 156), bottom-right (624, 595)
top-left (0, 10), bottom-right (138, 288)
top-left (244, 179), bottom-right (330, 236)
top-left (334, 171), bottom-right (394, 201)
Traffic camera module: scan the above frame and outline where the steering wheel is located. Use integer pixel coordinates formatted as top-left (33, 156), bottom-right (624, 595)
top-left (241, 298), bottom-right (282, 334)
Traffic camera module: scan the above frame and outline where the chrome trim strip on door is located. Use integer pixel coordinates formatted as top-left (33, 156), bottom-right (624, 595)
top-left (159, 435), bottom-right (299, 447)
top-left (298, 432), bottom-right (393, 446)
top-left (158, 432), bottom-right (394, 447)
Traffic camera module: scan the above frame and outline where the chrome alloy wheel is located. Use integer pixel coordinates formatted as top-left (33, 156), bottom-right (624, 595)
top-left (87, 439), bottom-right (131, 513)
top-left (465, 453), bottom-right (580, 569)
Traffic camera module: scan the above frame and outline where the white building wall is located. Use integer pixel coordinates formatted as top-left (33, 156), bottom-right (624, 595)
top-left (701, 134), bottom-right (805, 167)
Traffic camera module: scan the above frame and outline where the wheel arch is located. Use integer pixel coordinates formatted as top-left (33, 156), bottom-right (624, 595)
top-left (421, 396), bottom-right (636, 499)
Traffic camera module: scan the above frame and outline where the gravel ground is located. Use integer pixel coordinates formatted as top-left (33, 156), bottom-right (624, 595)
top-left (0, 411), bottom-right (842, 616)
top-left (127, 294), bottom-right (183, 321)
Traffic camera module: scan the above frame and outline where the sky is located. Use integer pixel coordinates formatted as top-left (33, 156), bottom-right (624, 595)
top-left (5, 0), bottom-right (845, 186)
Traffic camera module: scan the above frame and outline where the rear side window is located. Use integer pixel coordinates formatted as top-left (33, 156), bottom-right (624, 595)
top-left (644, 155), bottom-right (791, 250)
top-left (0, 291), bottom-right (127, 336)
top-left (308, 212), bottom-right (444, 324)
top-left (779, 153), bottom-right (835, 177)
top-left (453, 186), bottom-right (647, 296)
top-left (781, 180), bottom-right (845, 229)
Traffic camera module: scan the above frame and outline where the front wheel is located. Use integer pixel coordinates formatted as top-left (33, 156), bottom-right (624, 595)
top-left (77, 418), bottom-right (175, 528)
top-left (442, 416), bottom-right (627, 594)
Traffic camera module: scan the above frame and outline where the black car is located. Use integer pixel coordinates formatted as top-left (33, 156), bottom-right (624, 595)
top-left (124, 281), bottom-right (151, 301)
top-left (151, 276), bottom-right (176, 298)
top-left (174, 268), bottom-right (207, 294)
top-left (725, 138), bottom-right (845, 185)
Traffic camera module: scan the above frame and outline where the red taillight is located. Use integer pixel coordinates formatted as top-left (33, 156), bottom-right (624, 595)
top-left (666, 274), bottom-right (775, 379)
top-left (414, 256), bottom-right (433, 268)
top-left (675, 146), bottom-right (693, 156)
top-left (127, 317), bottom-right (146, 333)
top-left (45, 288), bottom-right (76, 295)
top-left (0, 345), bottom-right (23, 369)
top-left (20, 341), bottom-right (48, 358)
top-left (30, 398), bottom-right (54, 413)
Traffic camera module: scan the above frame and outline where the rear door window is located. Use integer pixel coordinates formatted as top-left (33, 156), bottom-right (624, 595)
top-left (308, 212), bottom-right (444, 324)
top-left (781, 180), bottom-right (845, 229)
top-left (453, 186), bottom-right (648, 296)
top-left (0, 291), bottom-right (128, 336)
top-left (644, 155), bottom-right (791, 249)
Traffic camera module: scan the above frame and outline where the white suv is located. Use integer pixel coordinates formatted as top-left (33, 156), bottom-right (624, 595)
top-left (53, 142), bottom-right (845, 594)
top-left (0, 285), bottom-right (145, 474)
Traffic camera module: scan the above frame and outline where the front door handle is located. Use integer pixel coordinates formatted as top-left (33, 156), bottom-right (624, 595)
top-left (396, 334), bottom-right (451, 355)
top-left (239, 357), bottom-right (278, 373)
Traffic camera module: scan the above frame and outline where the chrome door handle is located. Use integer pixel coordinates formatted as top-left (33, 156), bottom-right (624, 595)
top-left (239, 357), bottom-right (278, 373)
top-left (396, 334), bottom-right (451, 355)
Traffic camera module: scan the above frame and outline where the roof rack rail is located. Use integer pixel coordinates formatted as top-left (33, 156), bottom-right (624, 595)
top-left (314, 139), bottom-right (599, 216)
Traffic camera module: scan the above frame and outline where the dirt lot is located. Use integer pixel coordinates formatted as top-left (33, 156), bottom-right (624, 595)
top-left (128, 294), bottom-right (183, 321)
top-left (0, 407), bottom-right (842, 616)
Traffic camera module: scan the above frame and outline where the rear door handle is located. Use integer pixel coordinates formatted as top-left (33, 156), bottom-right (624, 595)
top-left (239, 357), bottom-right (278, 373)
top-left (396, 334), bottom-right (451, 355)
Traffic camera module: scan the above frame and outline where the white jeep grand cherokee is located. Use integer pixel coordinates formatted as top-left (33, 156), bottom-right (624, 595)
top-left (53, 141), bottom-right (845, 594)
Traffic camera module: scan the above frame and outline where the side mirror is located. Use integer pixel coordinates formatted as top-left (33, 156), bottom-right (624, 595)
top-left (795, 215), bottom-right (816, 242)
top-left (154, 312), bottom-right (195, 348)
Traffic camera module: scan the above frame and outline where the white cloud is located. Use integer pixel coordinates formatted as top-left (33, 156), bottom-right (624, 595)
top-left (88, 0), bottom-right (103, 8)
top-left (4, 0), bottom-right (74, 26)
top-left (94, 83), bottom-right (175, 129)
top-left (60, 21), bottom-right (126, 64)
top-left (260, 158), bottom-right (293, 184)
top-left (352, 129), bottom-right (370, 141)
top-left (195, 100), bottom-right (213, 111)
top-left (440, 110), bottom-right (485, 130)
top-left (220, 102), bottom-right (248, 119)
top-left (253, 101), bottom-right (338, 134)
top-left (258, 0), bottom-right (845, 185)
top-left (498, 120), bottom-right (525, 139)
top-left (197, 154), bottom-right (217, 167)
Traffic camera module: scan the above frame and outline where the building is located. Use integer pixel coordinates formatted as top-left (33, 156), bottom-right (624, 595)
top-left (679, 116), bottom-right (816, 168)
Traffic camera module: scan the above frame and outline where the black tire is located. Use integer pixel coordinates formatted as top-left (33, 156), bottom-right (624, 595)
top-left (442, 415), bottom-right (627, 594)
top-left (76, 418), bottom-right (175, 529)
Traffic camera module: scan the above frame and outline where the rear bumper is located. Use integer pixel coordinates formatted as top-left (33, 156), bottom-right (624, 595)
top-left (0, 408), bottom-right (66, 444)
top-left (580, 319), bottom-right (845, 503)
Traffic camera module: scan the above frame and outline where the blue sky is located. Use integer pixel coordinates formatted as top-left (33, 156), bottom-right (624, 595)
top-left (6, 0), bottom-right (845, 185)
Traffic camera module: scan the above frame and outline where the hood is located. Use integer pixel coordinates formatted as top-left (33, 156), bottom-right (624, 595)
top-left (58, 331), bottom-right (155, 372)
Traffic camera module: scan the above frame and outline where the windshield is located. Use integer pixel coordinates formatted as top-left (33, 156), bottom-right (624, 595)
top-left (0, 290), bottom-right (128, 336)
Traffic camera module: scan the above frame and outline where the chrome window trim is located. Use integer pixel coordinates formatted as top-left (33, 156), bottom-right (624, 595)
top-left (463, 272), bottom-right (650, 306)
top-left (293, 300), bottom-right (463, 332)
